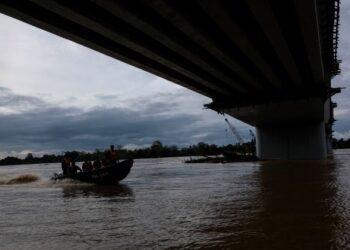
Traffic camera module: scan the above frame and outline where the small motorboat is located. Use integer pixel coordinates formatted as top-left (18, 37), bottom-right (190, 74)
top-left (51, 159), bottom-right (133, 184)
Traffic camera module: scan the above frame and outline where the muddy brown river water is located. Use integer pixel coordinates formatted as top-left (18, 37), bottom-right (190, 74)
top-left (1, 150), bottom-right (350, 249)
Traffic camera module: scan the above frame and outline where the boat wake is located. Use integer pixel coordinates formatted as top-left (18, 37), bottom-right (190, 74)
top-left (0, 173), bottom-right (93, 187)
top-left (49, 178), bottom-right (93, 187)
top-left (0, 174), bottom-right (40, 185)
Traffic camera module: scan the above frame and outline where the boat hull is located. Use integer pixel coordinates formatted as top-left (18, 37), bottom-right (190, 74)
top-left (53, 159), bottom-right (133, 184)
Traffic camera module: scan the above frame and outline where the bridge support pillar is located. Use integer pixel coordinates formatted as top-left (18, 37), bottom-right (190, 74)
top-left (256, 122), bottom-right (327, 160)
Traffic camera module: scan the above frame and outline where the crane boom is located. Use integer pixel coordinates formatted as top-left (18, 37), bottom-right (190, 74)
top-left (225, 118), bottom-right (244, 145)
top-left (249, 129), bottom-right (256, 140)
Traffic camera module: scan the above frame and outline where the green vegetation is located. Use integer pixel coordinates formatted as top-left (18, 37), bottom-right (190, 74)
top-left (0, 141), bottom-right (252, 166)
top-left (333, 138), bottom-right (350, 149)
top-left (1, 138), bottom-right (348, 166)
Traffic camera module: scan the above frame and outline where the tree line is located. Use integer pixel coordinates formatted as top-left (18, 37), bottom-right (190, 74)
top-left (0, 141), bottom-right (252, 166)
top-left (333, 138), bottom-right (350, 149)
top-left (3, 138), bottom-right (347, 166)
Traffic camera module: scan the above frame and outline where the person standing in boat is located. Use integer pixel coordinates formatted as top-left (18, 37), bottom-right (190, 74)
top-left (61, 155), bottom-right (70, 176)
top-left (70, 161), bottom-right (82, 175)
top-left (106, 145), bottom-right (119, 165)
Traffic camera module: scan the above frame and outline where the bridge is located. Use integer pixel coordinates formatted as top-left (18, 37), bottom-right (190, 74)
top-left (0, 0), bottom-right (341, 160)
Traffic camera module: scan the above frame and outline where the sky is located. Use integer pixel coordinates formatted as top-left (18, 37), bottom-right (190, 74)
top-left (333, 0), bottom-right (350, 140)
top-left (0, 2), bottom-right (349, 158)
top-left (0, 12), bottom-right (250, 158)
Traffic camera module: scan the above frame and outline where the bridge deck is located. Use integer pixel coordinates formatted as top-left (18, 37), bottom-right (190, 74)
top-left (0, 0), bottom-right (340, 108)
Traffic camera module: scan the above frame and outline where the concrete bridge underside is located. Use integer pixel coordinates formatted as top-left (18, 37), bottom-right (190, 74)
top-left (0, 0), bottom-right (341, 159)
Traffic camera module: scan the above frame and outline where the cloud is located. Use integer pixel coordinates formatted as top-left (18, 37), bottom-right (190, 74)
top-left (4, 2), bottom-right (350, 158)
top-left (0, 13), bottom-right (182, 110)
top-left (0, 13), bottom-right (251, 157)
top-left (0, 86), bottom-right (47, 113)
top-left (333, 130), bottom-right (350, 140)
top-left (0, 88), bottom-right (246, 157)
top-left (94, 93), bottom-right (120, 100)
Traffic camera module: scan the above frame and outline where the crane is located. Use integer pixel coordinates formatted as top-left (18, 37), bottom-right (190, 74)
top-left (224, 118), bottom-right (244, 145)
top-left (249, 129), bottom-right (256, 142)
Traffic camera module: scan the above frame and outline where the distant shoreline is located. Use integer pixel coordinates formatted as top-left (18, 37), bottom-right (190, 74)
top-left (1, 138), bottom-right (349, 166)
top-left (0, 141), bottom-right (252, 166)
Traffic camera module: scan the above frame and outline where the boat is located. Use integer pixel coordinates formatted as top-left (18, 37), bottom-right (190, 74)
top-left (51, 159), bottom-right (133, 184)
top-left (222, 151), bottom-right (257, 161)
top-left (185, 152), bottom-right (257, 163)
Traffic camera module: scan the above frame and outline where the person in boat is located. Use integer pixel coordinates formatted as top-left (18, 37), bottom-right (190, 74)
top-left (93, 158), bottom-right (102, 169)
top-left (82, 160), bottom-right (88, 172)
top-left (87, 161), bottom-right (93, 170)
top-left (82, 160), bottom-right (93, 172)
top-left (106, 145), bottom-right (119, 165)
top-left (69, 161), bottom-right (82, 175)
top-left (61, 156), bottom-right (71, 176)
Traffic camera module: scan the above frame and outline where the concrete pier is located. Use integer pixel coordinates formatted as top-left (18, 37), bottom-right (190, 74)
top-left (0, 1), bottom-right (340, 160)
top-left (256, 123), bottom-right (327, 160)
top-left (219, 97), bottom-right (335, 160)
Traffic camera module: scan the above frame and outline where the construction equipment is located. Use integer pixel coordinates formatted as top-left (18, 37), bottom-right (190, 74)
top-left (249, 129), bottom-right (256, 142)
top-left (224, 118), bottom-right (244, 145)
top-left (224, 118), bottom-right (257, 160)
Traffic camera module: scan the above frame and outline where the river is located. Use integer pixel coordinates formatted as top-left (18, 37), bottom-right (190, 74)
top-left (1, 149), bottom-right (350, 249)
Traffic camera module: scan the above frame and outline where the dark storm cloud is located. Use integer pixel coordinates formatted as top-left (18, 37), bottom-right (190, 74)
top-left (0, 86), bottom-right (45, 109)
top-left (0, 88), bottom-right (232, 154)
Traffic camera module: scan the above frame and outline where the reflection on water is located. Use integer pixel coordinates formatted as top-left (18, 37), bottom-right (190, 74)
top-left (253, 160), bottom-right (339, 249)
top-left (62, 184), bottom-right (134, 198)
top-left (0, 152), bottom-right (350, 249)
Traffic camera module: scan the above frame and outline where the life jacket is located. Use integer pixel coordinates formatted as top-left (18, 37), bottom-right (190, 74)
top-left (63, 157), bottom-right (70, 167)
top-left (110, 150), bottom-right (118, 160)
